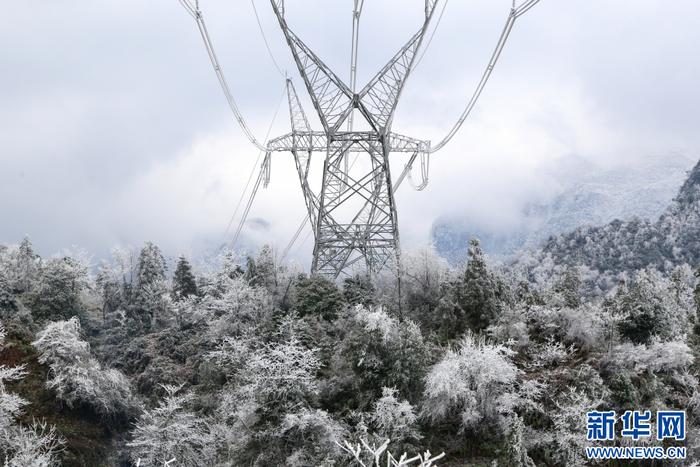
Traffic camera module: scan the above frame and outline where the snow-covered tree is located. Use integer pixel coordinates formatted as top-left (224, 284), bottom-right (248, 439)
top-left (7, 237), bottom-right (40, 294)
top-left (694, 265), bottom-right (700, 320)
top-left (338, 306), bottom-right (433, 404)
top-left (197, 274), bottom-right (272, 340)
top-left (371, 387), bottom-right (421, 448)
top-left (548, 389), bottom-right (599, 466)
top-left (553, 266), bottom-right (582, 308)
top-left (421, 332), bottom-right (519, 432)
top-left (336, 437), bottom-right (445, 466)
top-left (132, 242), bottom-right (168, 327)
top-left (172, 255), bottom-right (198, 301)
top-left (29, 256), bottom-right (89, 322)
top-left (32, 318), bottom-right (137, 417)
top-left (1, 324), bottom-right (64, 466)
top-left (0, 267), bottom-right (16, 317)
top-left (401, 247), bottom-right (452, 333)
top-left (615, 269), bottom-right (688, 344)
top-left (294, 274), bottom-right (346, 320)
top-left (245, 244), bottom-right (277, 292)
top-left (128, 384), bottom-right (215, 466)
top-left (448, 239), bottom-right (508, 335)
top-left (344, 274), bottom-right (376, 307)
top-left (276, 408), bottom-right (345, 466)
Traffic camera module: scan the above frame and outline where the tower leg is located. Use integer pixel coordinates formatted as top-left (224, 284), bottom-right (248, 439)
top-left (312, 134), bottom-right (399, 279)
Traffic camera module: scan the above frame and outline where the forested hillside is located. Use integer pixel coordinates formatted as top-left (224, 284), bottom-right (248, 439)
top-left (533, 159), bottom-right (700, 280)
top-left (433, 153), bottom-right (695, 261)
top-left (1, 161), bottom-right (700, 465)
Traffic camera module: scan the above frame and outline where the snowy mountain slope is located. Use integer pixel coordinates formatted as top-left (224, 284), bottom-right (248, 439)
top-left (540, 157), bottom-right (700, 274)
top-left (432, 153), bottom-right (695, 263)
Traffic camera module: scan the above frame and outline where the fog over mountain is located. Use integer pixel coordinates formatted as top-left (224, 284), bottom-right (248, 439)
top-left (2, 1), bottom-right (700, 262)
top-left (432, 152), bottom-right (696, 263)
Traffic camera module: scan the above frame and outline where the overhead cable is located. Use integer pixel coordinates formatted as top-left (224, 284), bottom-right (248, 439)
top-left (251, 0), bottom-right (286, 77)
top-left (430, 0), bottom-right (541, 153)
top-left (179, 0), bottom-right (269, 151)
top-left (227, 83), bottom-right (287, 248)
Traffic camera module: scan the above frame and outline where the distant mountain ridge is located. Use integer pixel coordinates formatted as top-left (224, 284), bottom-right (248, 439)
top-left (431, 153), bottom-right (695, 263)
top-left (539, 158), bottom-right (700, 274)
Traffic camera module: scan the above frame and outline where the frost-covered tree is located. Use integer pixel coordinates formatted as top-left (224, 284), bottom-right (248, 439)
top-left (32, 318), bottom-right (137, 417)
top-left (401, 247), bottom-right (452, 333)
top-left (132, 242), bottom-right (168, 327)
top-left (615, 269), bottom-right (687, 344)
top-left (245, 244), bottom-right (277, 291)
top-left (29, 256), bottom-right (88, 322)
top-left (452, 239), bottom-right (507, 334)
top-left (1, 324), bottom-right (64, 466)
top-left (695, 265), bottom-right (700, 319)
top-left (209, 330), bottom-right (344, 464)
top-left (601, 337), bottom-right (696, 414)
top-left (0, 329), bottom-right (28, 434)
top-left (294, 274), bottom-right (346, 320)
top-left (95, 247), bottom-right (139, 323)
top-left (336, 438), bottom-right (445, 467)
top-left (0, 268), bottom-right (16, 316)
top-left (136, 243), bottom-right (166, 290)
top-left (276, 408), bottom-right (345, 466)
top-left (553, 266), bottom-right (582, 308)
top-left (7, 237), bottom-right (40, 294)
top-left (334, 306), bottom-right (433, 406)
top-left (421, 332), bottom-right (519, 432)
top-left (128, 384), bottom-right (215, 466)
top-left (172, 255), bottom-right (198, 301)
top-left (127, 386), bottom-right (217, 467)
top-left (344, 274), bottom-right (376, 307)
top-left (371, 387), bottom-right (421, 449)
top-left (197, 274), bottom-right (272, 340)
top-left (548, 389), bottom-right (599, 466)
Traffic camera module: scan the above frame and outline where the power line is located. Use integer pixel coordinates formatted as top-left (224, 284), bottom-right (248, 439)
top-left (280, 214), bottom-right (309, 262)
top-left (179, 0), bottom-right (269, 151)
top-left (226, 83), bottom-right (287, 248)
top-left (251, 0), bottom-right (286, 77)
top-left (430, 0), bottom-right (541, 153)
top-left (413, 0), bottom-right (449, 71)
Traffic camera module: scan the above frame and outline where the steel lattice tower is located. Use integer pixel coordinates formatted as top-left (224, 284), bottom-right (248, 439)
top-left (178, 0), bottom-right (539, 279)
top-left (266, 0), bottom-right (438, 278)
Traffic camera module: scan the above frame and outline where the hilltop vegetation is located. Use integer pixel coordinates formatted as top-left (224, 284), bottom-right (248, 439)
top-left (1, 160), bottom-right (700, 465)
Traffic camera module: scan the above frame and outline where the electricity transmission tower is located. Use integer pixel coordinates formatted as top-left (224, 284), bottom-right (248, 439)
top-left (179, 0), bottom-right (540, 279)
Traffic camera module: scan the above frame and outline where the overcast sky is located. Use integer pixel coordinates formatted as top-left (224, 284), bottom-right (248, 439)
top-left (1, 0), bottom-right (699, 265)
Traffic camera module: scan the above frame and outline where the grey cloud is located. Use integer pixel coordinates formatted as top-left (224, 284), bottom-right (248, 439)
top-left (1, 0), bottom-right (699, 261)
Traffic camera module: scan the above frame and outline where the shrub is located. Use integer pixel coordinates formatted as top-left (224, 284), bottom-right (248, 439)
top-left (32, 318), bottom-right (137, 417)
top-left (294, 275), bottom-right (346, 320)
top-left (421, 332), bottom-right (519, 432)
top-left (1, 324), bottom-right (64, 465)
top-left (128, 385), bottom-right (215, 467)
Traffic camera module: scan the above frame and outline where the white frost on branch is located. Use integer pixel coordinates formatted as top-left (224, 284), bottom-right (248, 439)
top-left (336, 437), bottom-right (445, 466)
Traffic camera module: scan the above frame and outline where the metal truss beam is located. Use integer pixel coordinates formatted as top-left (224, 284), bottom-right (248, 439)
top-left (267, 131), bottom-right (430, 154)
top-left (285, 79), bottom-right (319, 233)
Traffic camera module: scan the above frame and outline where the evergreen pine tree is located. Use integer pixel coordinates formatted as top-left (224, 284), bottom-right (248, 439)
top-left (246, 245), bottom-right (277, 292)
top-left (554, 267), bottom-right (582, 308)
top-left (132, 242), bottom-right (167, 326)
top-left (172, 256), bottom-right (198, 301)
top-left (294, 274), bottom-right (345, 320)
top-left (343, 274), bottom-right (376, 307)
top-left (13, 236), bottom-right (39, 294)
top-left (136, 243), bottom-right (166, 289)
top-left (616, 271), bottom-right (672, 344)
top-left (453, 238), bottom-right (506, 333)
top-left (29, 256), bottom-right (87, 322)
